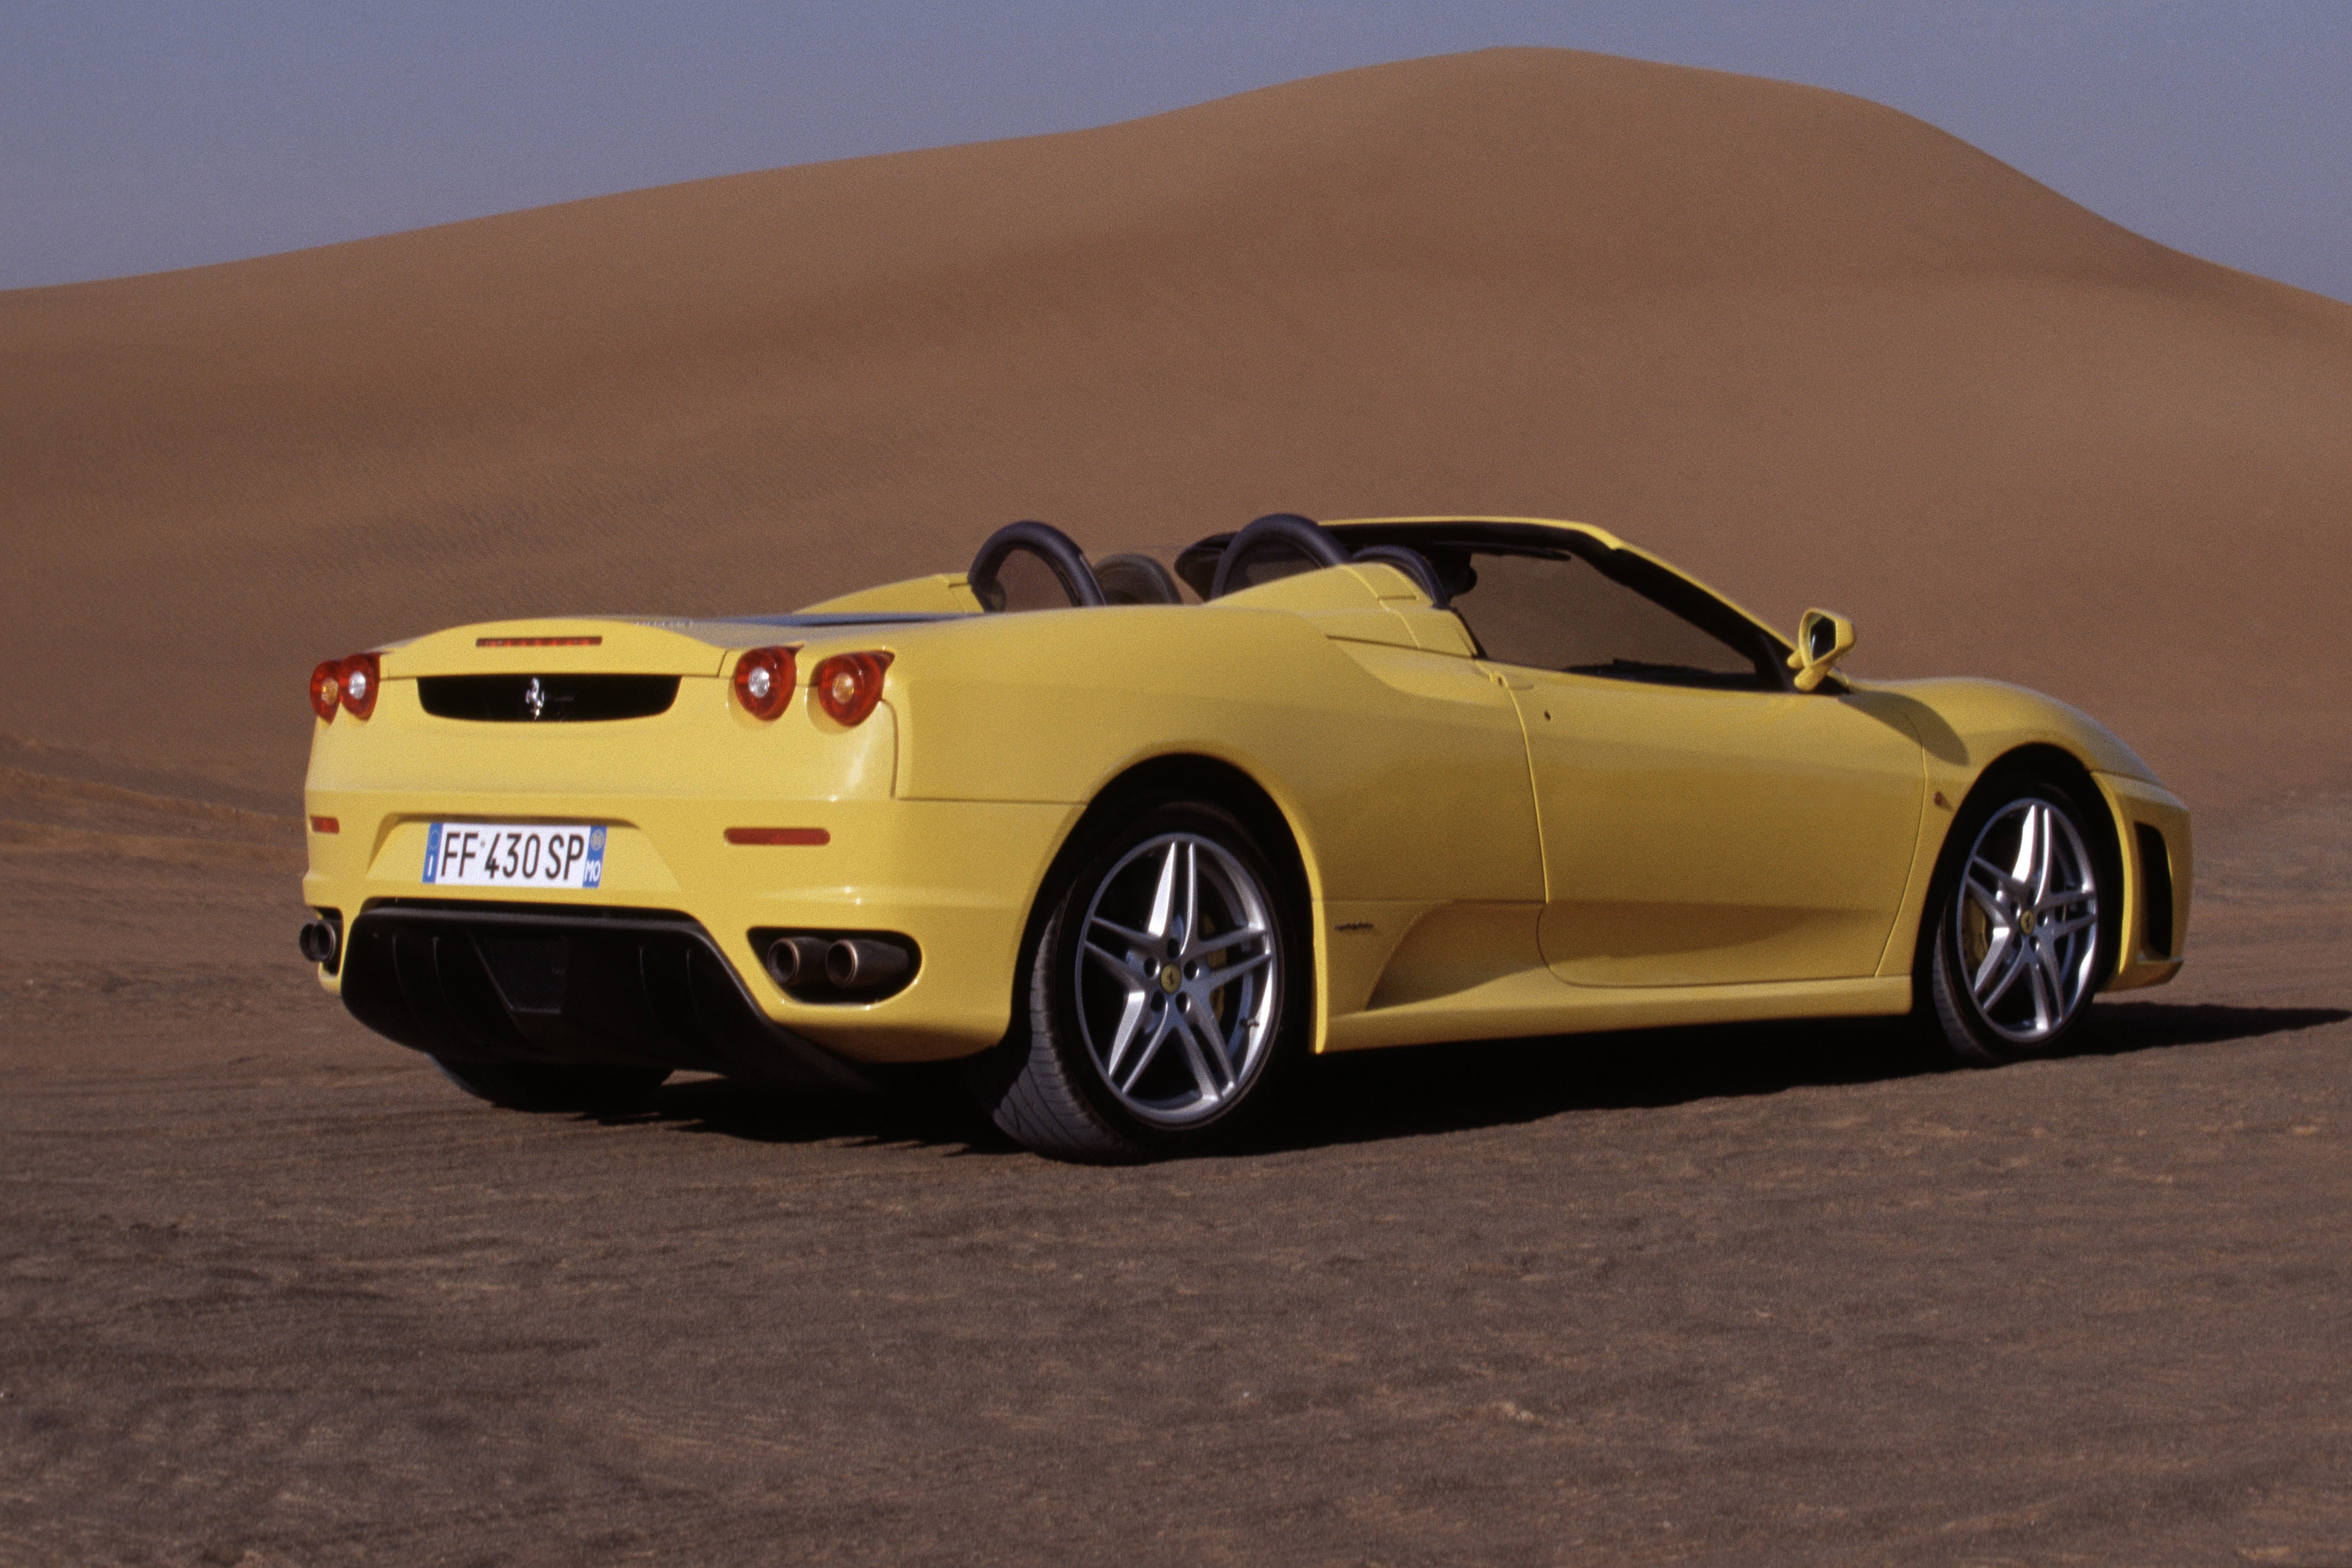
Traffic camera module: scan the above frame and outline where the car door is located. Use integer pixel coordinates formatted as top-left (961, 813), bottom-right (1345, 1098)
top-left (1448, 547), bottom-right (1925, 988)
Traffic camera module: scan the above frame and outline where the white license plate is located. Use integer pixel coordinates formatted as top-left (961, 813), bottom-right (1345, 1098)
top-left (423, 822), bottom-right (606, 889)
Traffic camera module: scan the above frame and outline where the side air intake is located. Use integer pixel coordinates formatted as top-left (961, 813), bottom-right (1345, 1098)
top-left (2133, 823), bottom-right (2176, 960)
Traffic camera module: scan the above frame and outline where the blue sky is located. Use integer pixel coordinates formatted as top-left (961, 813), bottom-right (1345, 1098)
top-left (5, 2), bottom-right (2347, 300)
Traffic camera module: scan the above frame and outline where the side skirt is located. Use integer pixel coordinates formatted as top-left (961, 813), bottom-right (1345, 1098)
top-left (1320, 970), bottom-right (1912, 1054)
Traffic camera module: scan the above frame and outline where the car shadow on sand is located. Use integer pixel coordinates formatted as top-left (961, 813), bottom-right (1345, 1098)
top-left (1261, 999), bottom-right (2349, 1152)
top-left (615, 999), bottom-right (2349, 1158)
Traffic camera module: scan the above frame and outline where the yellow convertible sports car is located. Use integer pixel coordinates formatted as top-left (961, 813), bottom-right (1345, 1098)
top-left (299, 514), bottom-right (2190, 1160)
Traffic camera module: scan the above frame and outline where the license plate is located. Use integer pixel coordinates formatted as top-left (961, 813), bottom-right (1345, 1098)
top-left (423, 822), bottom-right (606, 889)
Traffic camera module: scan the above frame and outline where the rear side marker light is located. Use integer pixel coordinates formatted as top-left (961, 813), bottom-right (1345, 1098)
top-left (724, 827), bottom-right (829, 846)
top-left (814, 651), bottom-right (894, 726)
top-left (339, 653), bottom-right (381, 720)
top-left (732, 645), bottom-right (799, 720)
top-left (310, 816), bottom-right (339, 834)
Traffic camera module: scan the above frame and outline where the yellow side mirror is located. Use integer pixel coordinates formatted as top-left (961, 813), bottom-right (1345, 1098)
top-left (1788, 608), bottom-right (1856, 692)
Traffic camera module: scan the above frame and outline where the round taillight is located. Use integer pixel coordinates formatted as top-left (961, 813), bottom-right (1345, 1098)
top-left (339, 652), bottom-right (381, 720)
top-left (732, 645), bottom-right (797, 720)
top-left (310, 659), bottom-right (343, 722)
top-left (814, 651), bottom-right (894, 727)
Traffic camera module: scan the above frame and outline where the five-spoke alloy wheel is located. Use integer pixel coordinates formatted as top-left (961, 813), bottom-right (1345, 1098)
top-left (1073, 829), bottom-right (1280, 1126)
top-left (1924, 779), bottom-right (2109, 1064)
top-left (967, 798), bottom-right (1303, 1161)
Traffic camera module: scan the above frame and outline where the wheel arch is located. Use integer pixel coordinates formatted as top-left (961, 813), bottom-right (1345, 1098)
top-left (1919, 742), bottom-right (2130, 992)
top-left (1009, 751), bottom-right (1319, 1037)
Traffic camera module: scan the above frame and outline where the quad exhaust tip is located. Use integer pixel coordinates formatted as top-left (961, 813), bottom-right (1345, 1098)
top-left (763, 935), bottom-right (832, 988)
top-left (761, 931), bottom-right (916, 999)
top-left (298, 919), bottom-right (340, 967)
top-left (825, 937), bottom-right (909, 990)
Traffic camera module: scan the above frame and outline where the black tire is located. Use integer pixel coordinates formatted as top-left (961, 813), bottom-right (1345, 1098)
top-left (431, 1056), bottom-right (671, 1112)
top-left (1919, 775), bottom-right (2111, 1065)
top-left (964, 798), bottom-right (1308, 1162)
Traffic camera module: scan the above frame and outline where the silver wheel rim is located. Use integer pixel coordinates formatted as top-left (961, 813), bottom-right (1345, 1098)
top-left (1073, 832), bottom-right (1279, 1127)
top-left (1957, 797), bottom-right (2101, 1045)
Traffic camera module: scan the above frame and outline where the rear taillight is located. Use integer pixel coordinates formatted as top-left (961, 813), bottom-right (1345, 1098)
top-left (732, 645), bottom-right (799, 720)
top-left (339, 652), bottom-right (381, 720)
top-left (814, 651), bottom-right (894, 726)
top-left (310, 659), bottom-right (343, 722)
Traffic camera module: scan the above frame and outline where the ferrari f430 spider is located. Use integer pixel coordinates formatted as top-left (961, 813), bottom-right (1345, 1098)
top-left (299, 514), bottom-right (2190, 1160)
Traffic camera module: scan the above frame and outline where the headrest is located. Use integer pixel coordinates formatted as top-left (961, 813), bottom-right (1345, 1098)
top-left (1094, 552), bottom-right (1185, 605)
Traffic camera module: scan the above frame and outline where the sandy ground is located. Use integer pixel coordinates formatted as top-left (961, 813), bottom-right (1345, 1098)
top-left (2, 767), bottom-right (2348, 1565)
top-left (5, 45), bottom-right (2350, 1565)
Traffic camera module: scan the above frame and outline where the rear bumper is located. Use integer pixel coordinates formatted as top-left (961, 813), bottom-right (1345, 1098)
top-left (304, 793), bottom-right (1083, 1064)
top-left (341, 900), bottom-right (871, 1089)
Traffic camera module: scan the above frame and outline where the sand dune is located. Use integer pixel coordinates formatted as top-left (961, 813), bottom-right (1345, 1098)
top-left (9, 51), bottom-right (2352, 1562)
top-left (5, 46), bottom-right (2349, 811)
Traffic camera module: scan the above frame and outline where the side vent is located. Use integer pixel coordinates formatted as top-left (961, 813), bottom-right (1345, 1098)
top-left (2133, 823), bottom-right (2175, 960)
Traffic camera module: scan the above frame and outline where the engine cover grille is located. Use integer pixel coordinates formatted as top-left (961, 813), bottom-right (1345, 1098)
top-left (416, 674), bottom-right (681, 722)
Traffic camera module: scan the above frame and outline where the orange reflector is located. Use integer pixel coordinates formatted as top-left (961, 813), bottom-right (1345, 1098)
top-left (476, 636), bottom-right (602, 647)
top-left (310, 816), bottom-right (339, 834)
top-left (724, 827), bottom-right (829, 847)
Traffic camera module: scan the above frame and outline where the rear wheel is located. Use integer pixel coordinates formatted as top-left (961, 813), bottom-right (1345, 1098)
top-left (431, 1056), bottom-right (671, 1112)
top-left (1922, 779), bottom-right (2108, 1065)
top-left (966, 800), bottom-right (1305, 1162)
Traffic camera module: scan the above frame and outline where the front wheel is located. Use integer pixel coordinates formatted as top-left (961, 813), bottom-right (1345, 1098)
top-left (966, 800), bottom-right (1305, 1162)
top-left (1922, 780), bottom-right (2110, 1065)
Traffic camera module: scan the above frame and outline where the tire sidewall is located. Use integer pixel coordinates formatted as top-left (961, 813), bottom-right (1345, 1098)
top-left (1038, 797), bottom-right (1308, 1152)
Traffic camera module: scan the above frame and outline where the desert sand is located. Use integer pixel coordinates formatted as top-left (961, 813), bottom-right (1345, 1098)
top-left (4, 47), bottom-right (2348, 1564)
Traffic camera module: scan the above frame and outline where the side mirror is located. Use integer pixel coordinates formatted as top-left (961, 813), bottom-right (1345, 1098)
top-left (1787, 608), bottom-right (1856, 692)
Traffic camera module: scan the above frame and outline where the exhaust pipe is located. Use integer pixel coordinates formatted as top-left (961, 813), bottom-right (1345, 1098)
top-left (826, 938), bottom-right (909, 992)
top-left (754, 928), bottom-right (918, 996)
top-left (763, 935), bottom-right (833, 989)
top-left (298, 919), bottom-right (339, 967)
